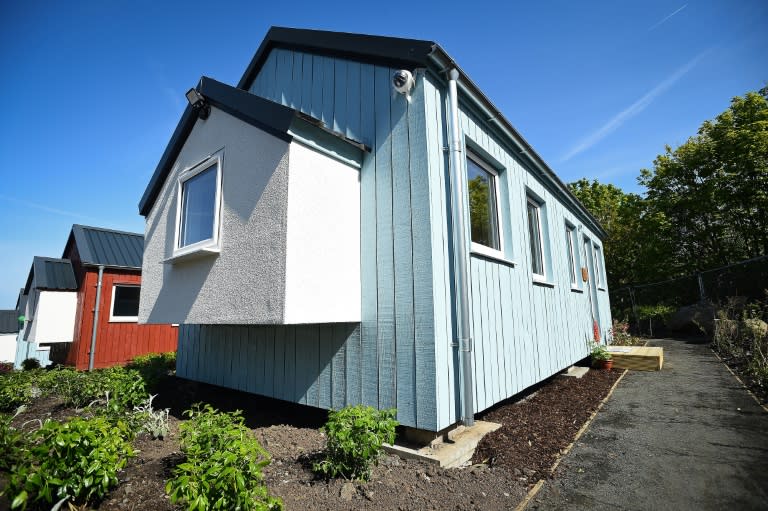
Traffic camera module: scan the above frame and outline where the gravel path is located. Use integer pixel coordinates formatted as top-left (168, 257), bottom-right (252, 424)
top-left (529, 338), bottom-right (768, 511)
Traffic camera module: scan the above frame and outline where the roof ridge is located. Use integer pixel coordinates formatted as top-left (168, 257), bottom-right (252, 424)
top-left (73, 224), bottom-right (143, 238)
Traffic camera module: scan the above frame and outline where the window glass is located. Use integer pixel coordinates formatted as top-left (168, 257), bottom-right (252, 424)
top-left (179, 164), bottom-right (217, 248)
top-left (112, 286), bottom-right (139, 318)
top-left (593, 245), bottom-right (603, 287)
top-left (566, 225), bottom-right (577, 285)
top-left (466, 156), bottom-right (500, 250)
top-left (527, 199), bottom-right (545, 277)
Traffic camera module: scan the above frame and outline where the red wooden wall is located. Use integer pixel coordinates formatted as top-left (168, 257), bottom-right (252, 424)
top-left (65, 269), bottom-right (178, 370)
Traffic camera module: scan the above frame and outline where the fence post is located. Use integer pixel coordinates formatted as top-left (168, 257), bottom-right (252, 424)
top-left (697, 272), bottom-right (707, 303)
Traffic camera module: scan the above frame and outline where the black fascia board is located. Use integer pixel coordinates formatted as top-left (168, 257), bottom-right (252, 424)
top-left (138, 77), bottom-right (295, 216)
top-left (237, 26), bottom-right (436, 90)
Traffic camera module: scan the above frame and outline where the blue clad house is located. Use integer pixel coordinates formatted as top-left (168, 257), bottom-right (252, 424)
top-left (138, 27), bottom-right (611, 433)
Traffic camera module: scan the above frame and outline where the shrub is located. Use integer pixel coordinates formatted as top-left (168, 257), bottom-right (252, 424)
top-left (133, 394), bottom-right (170, 439)
top-left (127, 351), bottom-right (176, 391)
top-left (20, 358), bottom-right (40, 371)
top-left (0, 362), bottom-right (13, 374)
top-left (166, 404), bottom-right (282, 511)
top-left (313, 405), bottom-right (398, 481)
top-left (0, 414), bottom-right (25, 471)
top-left (610, 320), bottom-right (645, 346)
top-left (55, 366), bottom-right (147, 410)
top-left (0, 371), bottom-right (34, 412)
top-left (5, 416), bottom-right (134, 509)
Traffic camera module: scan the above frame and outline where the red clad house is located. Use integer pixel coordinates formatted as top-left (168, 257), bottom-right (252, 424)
top-left (46, 224), bottom-right (178, 369)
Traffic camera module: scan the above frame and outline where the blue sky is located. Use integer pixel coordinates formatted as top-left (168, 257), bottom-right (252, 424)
top-left (0, 0), bottom-right (765, 307)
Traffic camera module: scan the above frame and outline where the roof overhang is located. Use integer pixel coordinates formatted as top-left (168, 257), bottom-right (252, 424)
top-left (139, 76), bottom-right (366, 216)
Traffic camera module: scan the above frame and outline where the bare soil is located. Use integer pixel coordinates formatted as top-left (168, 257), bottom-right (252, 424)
top-left (4, 367), bottom-right (622, 511)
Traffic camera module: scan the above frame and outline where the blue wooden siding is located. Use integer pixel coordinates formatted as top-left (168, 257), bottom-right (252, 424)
top-left (423, 73), bottom-right (611, 418)
top-left (176, 49), bottom-right (439, 430)
top-left (14, 338), bottom-right (52, 368)
top-left (178, 48), bottom-right (612, 432)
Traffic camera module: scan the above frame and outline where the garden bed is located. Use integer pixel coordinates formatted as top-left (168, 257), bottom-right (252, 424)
top-left (2, 366), bottom-right (622, 510)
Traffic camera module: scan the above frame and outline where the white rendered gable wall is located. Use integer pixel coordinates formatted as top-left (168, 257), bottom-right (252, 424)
top-left (283, 141), bottom-right (361, 323)
top-left (27, 291), bottom-right (77, 343)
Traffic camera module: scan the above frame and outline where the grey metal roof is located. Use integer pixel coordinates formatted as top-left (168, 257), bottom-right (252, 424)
top-left (0, 310), bottom-right (20, 333)
top-left (70, 224), bottom-right (144, 269)
top-left (24, 257), bottom-right (78, 294)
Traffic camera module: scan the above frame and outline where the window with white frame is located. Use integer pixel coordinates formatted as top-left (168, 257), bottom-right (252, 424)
top-left (110, 285), bottom-right (140, 322)
top-left (565, 223), bottom-right (578, 286)
top-left (175, 152), bottom-right (223, 256)
top-left (526, 196), bottom-right (547, 279)
top-left (593, 244), bottom-right (604, 289)
top-left (466, 152), bottom-right (502, 256)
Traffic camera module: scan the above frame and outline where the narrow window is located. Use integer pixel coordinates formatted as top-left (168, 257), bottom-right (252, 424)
top-left (466, 153), bottom-right (501, 252)
top-left (566, 224), bottom-right (578, 286)
top-left (110, 285), bottom-right (140, 322)
top-left (593, 244), bottom-right (604, 288)
top-left (527, 197), bottom-right (545, 278)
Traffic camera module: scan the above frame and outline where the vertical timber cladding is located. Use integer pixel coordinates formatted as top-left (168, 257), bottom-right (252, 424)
top-left (444, 85), bottom-right (606, 414)
top-left (179, 48), bottom-right (440, 430)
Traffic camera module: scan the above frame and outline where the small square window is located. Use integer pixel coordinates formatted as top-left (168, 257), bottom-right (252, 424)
top-left (566, 224), bottom-right (578, 286)
top-left (527, 198), bottom-right (545, 278)
top-left (173, 152), bottom-right (223, 259)
top-left (466, 153), bottom-right (502, 255)
top-left (110, 285), bottom-right (139, 322)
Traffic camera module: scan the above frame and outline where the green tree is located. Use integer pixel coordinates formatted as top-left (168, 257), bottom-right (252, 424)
top-left (639, 87), bottom-right (768, 273)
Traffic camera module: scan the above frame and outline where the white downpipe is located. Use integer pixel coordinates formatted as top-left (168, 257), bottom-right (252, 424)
top-left (448, 68), bottom-right (475, 427)
top-left (88, 265), bottom-right (105, 371)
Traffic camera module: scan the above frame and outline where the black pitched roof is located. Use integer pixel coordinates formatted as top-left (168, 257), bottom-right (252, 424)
top-left (237, 27), bottom-right (436, 90)
top-left (139, 77), bottom-right (365, 216)
top-left (24, 257), bottom-right (77, 294)
top-left (70, 224), bottom-right (144, 269)
top-left (0, 310), bottom-right (20, 333)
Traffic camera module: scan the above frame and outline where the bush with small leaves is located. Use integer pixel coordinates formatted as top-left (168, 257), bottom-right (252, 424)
top-left (5, 416), bottom-right (134, 510)
top-left (20, 358), bottom-right (40, 371)
top-left (127, 351), bottom-right (176, 391)
top-left (0, 414), bottom-right (25, 471)
top-left (166, 404), bottom-right (283, 511)
top-left (313, 405), bottom-right (398, 481)
top-left (0, 371), bottom-right (34, 412)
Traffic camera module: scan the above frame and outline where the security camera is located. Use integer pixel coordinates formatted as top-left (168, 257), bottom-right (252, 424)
top-left (392, 70), bottom-right (415, 94)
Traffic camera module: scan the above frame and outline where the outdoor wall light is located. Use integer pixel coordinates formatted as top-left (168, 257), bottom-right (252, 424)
top-left (186, 88), bottom-right (210, 120)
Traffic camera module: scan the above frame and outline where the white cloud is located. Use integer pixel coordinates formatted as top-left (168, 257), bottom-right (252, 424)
top-left (560, 50), bottom-right (708, 162)
top-left (649, 4), bottom-right (688, 31)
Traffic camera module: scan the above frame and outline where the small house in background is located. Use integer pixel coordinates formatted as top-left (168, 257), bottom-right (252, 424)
top-left (0, 309), bottom-right (21, 363)
top-left (17, 257), bottom-right (78, 367)
top-left (139, 27), bottom-right (611, 434)
top-left (16, 225), bottom-right (178, 370)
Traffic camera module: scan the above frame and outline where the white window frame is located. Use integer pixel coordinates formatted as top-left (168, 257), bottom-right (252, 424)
top-left (593, 243), bottom-right (605, 289)
top-left (172, 151), bottom-right (223, 259)
top-left (527, 196), bottom-right (547, 282)
top-left (109, 284), bottom-right (140, 323)
top-left (566, 223), bottom-right (579, 288)
top-left (466, 151), bottom-right (505, 260)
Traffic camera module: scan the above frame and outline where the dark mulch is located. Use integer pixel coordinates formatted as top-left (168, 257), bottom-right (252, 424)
top-left (473, 369), bottom-right (622, 480)
top-left (4, 368), bottom-right (624, 511)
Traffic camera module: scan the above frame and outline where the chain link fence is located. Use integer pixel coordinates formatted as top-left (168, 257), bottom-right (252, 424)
top-left (611, 255), bottom-right (768, 334)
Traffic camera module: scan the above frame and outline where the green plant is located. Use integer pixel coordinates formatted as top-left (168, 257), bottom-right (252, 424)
top-left (166, 404), bottom-right (282, 511)
top-left (5, 416), bottom-right (134, 509)
top-left (0, 414), bottom-right (26, 471)
top-left (637, 304), bottom-right (675, 336)
top-left (20, 358), bottom-right (40, 371)
top-left (56, 366), bottom-right (147, 410)
top-left (610, 320), bottom-right (644, 346)
top-left (313, 405), bottom-right (398, 481)
top-left (128, 352), bottom-right (176, 391)
top-left (133, 394), bottom-right (170, 439)
top-left (0, 371), bottom-right (34, 412)
top-left (590, 341), bottom-right (612, 362)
